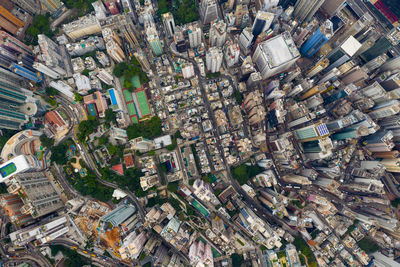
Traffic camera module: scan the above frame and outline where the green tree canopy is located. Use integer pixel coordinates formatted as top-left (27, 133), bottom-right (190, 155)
top-left (127, 116), bottom-right (163, 140)
top-left (40, 134), bottom-right (54, 148)
top-left (105, 109), bottom-right (116, 123)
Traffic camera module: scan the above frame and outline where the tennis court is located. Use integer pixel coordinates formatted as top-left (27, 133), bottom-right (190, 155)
top-left (0, 162), bottom-right (17, 178)
top-left (135, 91), bottom-right (150, 116)
top-left (127, 103), bottom-right (137, 116)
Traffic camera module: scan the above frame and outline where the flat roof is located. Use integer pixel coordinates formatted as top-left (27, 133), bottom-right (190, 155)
top-left (263, 35), bottom-right (294, 67)
top-left (0, 155), bottom-right (30, 181)
top-left (341, 36), bottom-right (362, 57)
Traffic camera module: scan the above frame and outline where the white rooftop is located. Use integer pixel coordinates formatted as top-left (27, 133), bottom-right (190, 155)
top-left (261, 33), bottom-right (299, 67)
top-left (341, 36), bottom-right (362, 57)
top-left (0, 155), bottom-right (31, 182)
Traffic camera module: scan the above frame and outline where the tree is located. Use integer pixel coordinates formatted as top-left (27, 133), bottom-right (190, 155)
top-left (167, 181), bottom-right (179, 193)
top-left (113, 62), bottom-right (128, 77)
top-left (233, 90), bottom-right (243, 105)
top-left (107, 144), bottom-right (119, 156)
top-left (77, 119), bottom-right (99, 142)
top-left (82, 69), bottom-right (90, 76)
top-left (126, 116), bottom-right (163, 140)
top-left (40, 134), bottom-right (54, 148)
top-left (0, 129), bottom-right (17, 150)
top-left (51, 139), bottom-right (73, 165)
top-left (98, 136), bottom-right (108, 146)
top-left (166, 138), bottom-right (177, 151)
top-left (45, 87), bottom-right (59, 96)
top-left (105, 109), bottom-right (116, 123)
top-left (231, 163), bottom-right (263, 185)
top-left (74, 93), bottom-right (83, 103)
top-left (26, 14), bottom-right (54, 45)
top-left (231, 253), bottom-right (244, 267)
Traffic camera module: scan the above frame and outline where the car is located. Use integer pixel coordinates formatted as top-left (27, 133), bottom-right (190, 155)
top-left (83, 250), bottom-right (88, 254)
top-left (72, 246), bottom-right (77, 250)
top-left (91, 254), bottom-right (96, 257)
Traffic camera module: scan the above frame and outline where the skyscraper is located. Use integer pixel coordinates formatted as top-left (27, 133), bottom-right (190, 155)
top-left (37, 34), bottom-right (67, 77)
top-left (252, 11), bottom-right (274, 38)
top-left (134, 50), bottom-right (150, 72)
top-left (102, 28), bottom-right (125, 63)
top-left (293, 0), bottom-right (325, 23)
top-left (146, 23), bottom-right (163, 56)
top-left (319, 0), bottom-right (345, 18)
top-left (200, 0), bottom-right (219, 25)
top-left (209, 20), bottom-right (227, 47)
top-left (293, 123), bottom-right (330, 142)
top-left (300, 20), bottom-right (333, 57)
top-left (253, 32), bottom-right (300, 79)
top-left (206, 47), bottom-right (223, 73)
top-left (187, 22), bottom-right (202, 48)
top-left (104, 0), bottom-right (119, 15)
top-left (6, 171), bottom-right (63, 218)
top-left (162, 12), bottom-right (176, 38)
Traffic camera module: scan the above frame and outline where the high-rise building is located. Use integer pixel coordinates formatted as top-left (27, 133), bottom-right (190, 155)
top-left (293, 123), bottom-right (330, 142)
top-left (11, 0), bottom-right (40, 14)
top-left (102, 28), bottom-right (125, 63)
top-left (324, 36), bottom-right (362, 73)
top-left (225, 43), bottom-right (240, 67)
top-left (361, 37), bottom-right (396, 62)
top-left (300, 20), bottom-right (333, 57)
top-left (200, 0), bottom-right (219, 25)
top-left (0, 76), bottom-right (38, 130)
top-left (182, 62), bottom-right (195, 79)
top-left (379, 55), bottom-right (400, 73)
top-left (319, 0), bottom-right (345, 18)
top-left (0, 155), bottom-right (40, 182)
top-left (104, 0), bottom-right (119, 15)
top-left (134, 49), bottom-right (150, 72)
top-left (239, 27), bottom-right (254, 54)
top-left (253, 32), bottom-right (300, 79)
top-left (293, 0), bottom-right (325, 23)
top-left (63, 15), bottom-right (102, 40)
top-left (306, 58), bottom-right (329, 78)
top-left (209, 20), bottom-right (227, 47)
top-left (188, 241), bottom-right (214, 267)
top-left (10, 216), bottom-right (69, 245)
top-left (162, 12), bottom-right (176, 37)
top-left (36, 34), bottom-right (67, 77)
top-left (98, 204), bottom-right (136, 231)
top-left (39, 0), bottom-right (63, 14)
top-left (174, 30), bottom-right (187, 53)
top-left (146, 23), bottom-right (163, 56)
top-left (0, 6), bottom-right (24, 35)
top-left (260, 0), bottom-right (279, 11)
top-left (101, 14), bottom-right (140, 48)
top-left (187, 22), bottom-right (202, 48)
top-left (92, 0), bottom-right (107, 20)
top-left (369, 100), bottom-right (400, 120)
top-left (119, 231), bottom-right (147, 260)
top-left (252, 11), bottom-right (274, 38)
top-left (206, 47), bottom-right (223, 73)
top-left (6, 171), bottom-right (63, 218)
